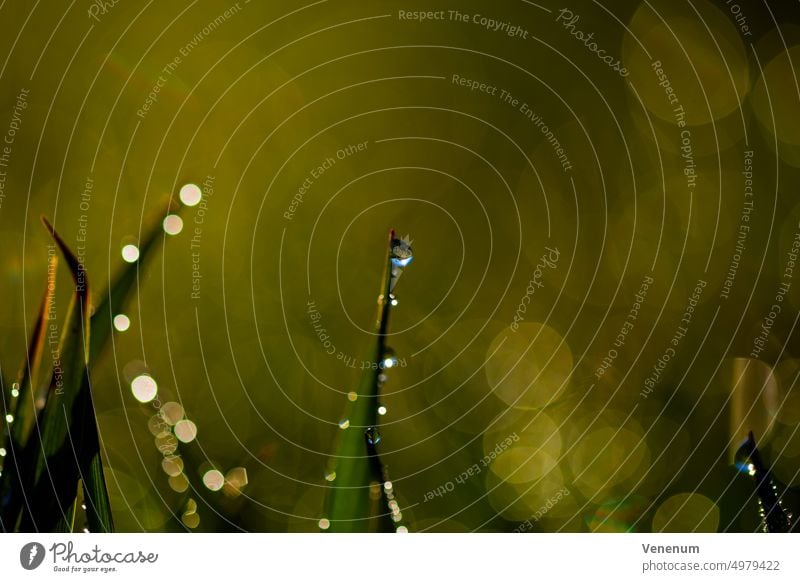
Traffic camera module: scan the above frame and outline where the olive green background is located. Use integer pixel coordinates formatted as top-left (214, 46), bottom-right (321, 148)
top-left (2, 0), bottom-right (800, 532)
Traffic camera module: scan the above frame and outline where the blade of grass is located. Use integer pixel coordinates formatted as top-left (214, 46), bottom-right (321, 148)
top-left (0, 255), bottom-right (58, 530)
top-left (90, 198), bottom-right (180, 362)
top-left (325, 229), bottom-right (408, 533)
top-left (18, 218), bottom-right (113, 532)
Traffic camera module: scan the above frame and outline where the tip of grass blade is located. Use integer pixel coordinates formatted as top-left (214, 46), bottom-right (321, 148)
top-left (40, 216), bottom-right (89, 299)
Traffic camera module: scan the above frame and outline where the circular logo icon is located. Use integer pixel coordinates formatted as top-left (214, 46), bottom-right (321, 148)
top-left (19, 542), bottom-right (46, 570)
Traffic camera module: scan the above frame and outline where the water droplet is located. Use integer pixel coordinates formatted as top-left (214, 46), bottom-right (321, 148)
top-left (121, 244), bottom-right (140, 263)
top-left (318, 518), bottom-right (330, 530)
top-left (5, 414), bottom-right (13, 424)
top-left (389, 234), bottom-right (413, 291)
top-left (179, 183), bottom-right (202, 207)
top-left (174, 419), bottom-right (198, 443)
top-left (131, 374), bottom-right (158, 403)
top-left (169, 473), bottom-right (189, 492)
top-left (0, 448), bottom-right (6, 457)
top-left (389, 293), bottom-right (399, 306)
top-left (113, 314), bottom-right (131, 332)
top-left (396, 526), bottom-right (409, 533)
top-left (10, 383), bottom-right (19, 398)
top-left (182, 512), bottom-right (200, 529)
top-left (161, 456), bottom-right (184, 477)
top-left (378, 373), bottom-right (388, 384)
top-left (324, 471), bottom-right (336, 482)
top-left (155, 434), bottom-right (178, 455)
top-left (225, 467), bottom-right (248, 488)
top-left (734, 434), bottom-right (756, 474)
top-left (338, 419), bottom-right (350, 430)
top-left (382, 348), bottom-right (398, 369)
top-left (377, 406), bottom-right (387, 416)
top-left (147, 414), bottom-right (169, 437)
top-left (162, 214), bottom-right (183, 235)
top-left (390, 234), bottom-right (414, 267)
top-left (202, 469), bottom-right (225, 491)
top-left (365, 427), bottom-right (381, 445)
top-left (161, 402), bottom-right (185, 426)
top-left (347, 391), bottom-right (358, 402)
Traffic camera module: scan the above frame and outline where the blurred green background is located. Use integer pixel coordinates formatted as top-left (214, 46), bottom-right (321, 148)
top-left (2, 0), bottom-right (800, 532)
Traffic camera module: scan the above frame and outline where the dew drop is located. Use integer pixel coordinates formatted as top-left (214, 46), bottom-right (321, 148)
top-left (131, 374), bottom-right (158, 403)
top-left (734, 434), bottom-right (756, 474)
top-left (121, 244), bottom-right (140, 263)
top-left (113, 314), bottom-right (131, 332)
top-left (162, 214), bottom-right (183, 235)
top-left (202, 469), bottom-right (225, 491)
top-left (390, 234), bottom-right (413, 267)
top-left (365, 427), bottom-right (381, 445)
top-left (179, 183), bottom-right (202, 207)
top-left (174, 419), bottom-right (198, 443)
top-left (389, 234), bottom-right (414, 291)
top-left (382, 348), bottom-right (398, 369)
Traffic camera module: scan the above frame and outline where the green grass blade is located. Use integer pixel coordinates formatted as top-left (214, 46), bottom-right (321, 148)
top-left (17, 218), bottom-right (113, 532)
top-left (0, 255), bottom-right (58, 530)
top-left (90, 198), bottom-right (180, 362)
top-left (325, 230), bottom-right (411, 533)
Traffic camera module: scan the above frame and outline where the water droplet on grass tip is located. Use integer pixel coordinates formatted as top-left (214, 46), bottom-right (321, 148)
top-left (389, 234), bottom-right (413, 291)
top-left (390, 234), bottom-right (413, 267)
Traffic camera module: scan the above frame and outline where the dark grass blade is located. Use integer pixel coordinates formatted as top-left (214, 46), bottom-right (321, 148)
top-left (737, 431), bottom-right (796, 533)
top-left (0, 255), bottom-right (58, 530)
top-left (90, 198), bottom-right (180, 362)
top-left (17, 218), bottom-right (113, 532)
top-left (324, 230), bottom-right (403, 533)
